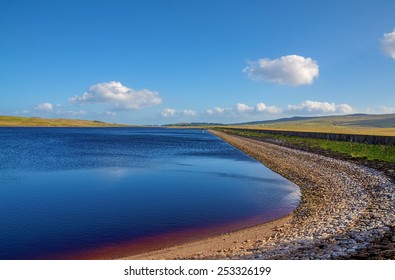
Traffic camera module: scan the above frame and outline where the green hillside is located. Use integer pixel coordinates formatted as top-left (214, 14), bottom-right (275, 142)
top-left (0, 116), bottom-right (129, 127)
top-left (234, 114), bottom-right (395, 136)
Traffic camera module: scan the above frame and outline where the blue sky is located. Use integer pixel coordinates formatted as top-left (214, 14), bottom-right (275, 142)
top-left (1, 0), bottom-right (394, 124)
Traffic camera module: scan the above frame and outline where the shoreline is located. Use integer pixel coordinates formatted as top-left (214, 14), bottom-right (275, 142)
top-left (120, 214), bottom-right (293, 260)
top-left (119, 129), bottom-right (395, 259)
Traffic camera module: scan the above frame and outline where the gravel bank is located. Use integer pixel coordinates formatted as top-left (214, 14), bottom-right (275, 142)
top-left (207, 130), bottom-right (395, 259)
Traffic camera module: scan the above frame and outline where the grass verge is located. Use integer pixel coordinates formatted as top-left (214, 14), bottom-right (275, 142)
top-left (217, 128), bottom-right (395, 163)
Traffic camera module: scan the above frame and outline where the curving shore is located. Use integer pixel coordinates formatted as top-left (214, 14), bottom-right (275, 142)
top-left (121, 130), bottom-right (395, 260)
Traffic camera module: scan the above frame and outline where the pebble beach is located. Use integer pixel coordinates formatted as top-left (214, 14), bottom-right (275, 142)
top-left (121, 130), bottom-right (395, 260)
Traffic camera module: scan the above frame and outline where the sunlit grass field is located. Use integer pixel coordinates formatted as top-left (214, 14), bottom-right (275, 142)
top-left (234, 125), bottom-right (395, 137)
top-left (0, 116), bottom-right (128, 127)
top-left (219, 129), bottom-right (395, 163)
top-left (233, 114), bottom-right (395, 136)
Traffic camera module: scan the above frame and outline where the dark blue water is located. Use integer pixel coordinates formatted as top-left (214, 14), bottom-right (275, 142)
top-left (0, 127), bottom-right (300, 259)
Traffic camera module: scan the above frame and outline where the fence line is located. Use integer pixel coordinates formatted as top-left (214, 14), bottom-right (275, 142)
top-left (223, 128), bottom-right (395, 145)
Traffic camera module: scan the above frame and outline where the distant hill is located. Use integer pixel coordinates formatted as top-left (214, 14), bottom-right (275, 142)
top-left (232, 114), bottom-right (395, 136)
top-left (0, 116), bottom-right (129, 127)
top-left (164, 122), bottom-right (225, 127)
top-left (237, 116), bottom-right (322, 126)
top-left (237, 114), bottom-right (395, 128)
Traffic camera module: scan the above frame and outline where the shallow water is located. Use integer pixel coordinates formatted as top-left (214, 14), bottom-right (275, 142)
top-left (0, 127), bottom-right (300, 259)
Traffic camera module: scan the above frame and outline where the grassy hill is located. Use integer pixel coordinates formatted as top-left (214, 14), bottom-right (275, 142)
top-left (0, 116), bottom-right (129, 127)
top-left (233, 114), bottom-right (395, 136)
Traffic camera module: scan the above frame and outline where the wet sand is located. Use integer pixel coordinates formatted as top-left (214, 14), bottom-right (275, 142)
top-left (119, 130), bottom-right (395, 259)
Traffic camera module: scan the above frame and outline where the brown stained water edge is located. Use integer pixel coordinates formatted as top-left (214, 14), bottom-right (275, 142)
top-left (54, 213), bottom-right (285, 260)
top-left (0, 127), bottom-right (300, 260)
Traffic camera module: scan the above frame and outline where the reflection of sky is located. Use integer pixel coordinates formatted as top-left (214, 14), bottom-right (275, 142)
top-left (0, 127), bottom-right (300, 259)
top-left (103, 167), bottom-right (134, 178)
top-left (0, 127), bottom-right (255, 172)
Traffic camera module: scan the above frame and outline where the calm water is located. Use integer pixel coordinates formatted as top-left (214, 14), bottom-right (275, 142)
top-left (0, 127), bottom-right (300, 259)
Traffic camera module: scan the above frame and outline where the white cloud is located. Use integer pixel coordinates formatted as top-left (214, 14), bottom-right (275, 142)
top-left (382, 28), bottom-right (395, 59)
top-left (21, 103), bottom-right (87, 117)
top-left (243, 55), bottom-right (319, 86)
top-left (160, 108), bottom-right (177, 117)
top-left (235, 103), bottom-right (254, 113)
top-left (181, 110), bottom-right (198, 117)
top-left (255, 103), bottom-right (266, 112)
top-left (160, 108), bottom-right (197, 118)
top-left (255, 102), bottom-right (281, 113)
top-left (380, 106), bottom-right (395, 113)
top-left (336, 103), bottom-right (354, 114)
top-left (33, 102), bottom-right (54, 112)
top-left (206, 102), bottom-right (281, 117)
top-left (206, 106), bottom-right (231, 116)
top-left (70, 81), bottom-right (162, 110)
top-left (206, 107), bottom-right (225, 115)
top-left (287, 100), bottom-right (354, 115)
top-left (103, 111), bottom-right (117, 116)
top-left (62, 110), bottom-right (87, 116)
